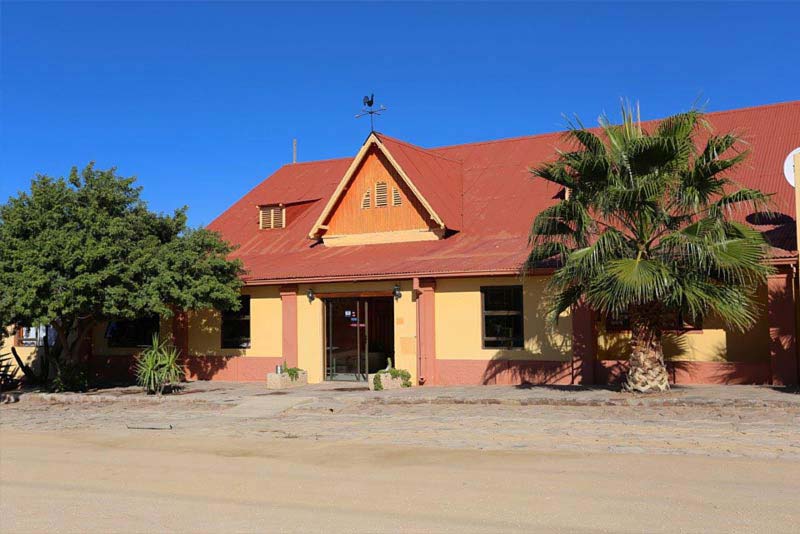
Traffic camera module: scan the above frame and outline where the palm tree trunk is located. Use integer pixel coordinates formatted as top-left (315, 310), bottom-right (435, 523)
top-left (625, 306), bottom-right (670, 393)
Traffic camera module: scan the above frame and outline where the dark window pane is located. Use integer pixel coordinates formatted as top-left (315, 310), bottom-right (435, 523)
top-left (482, 286), bottom-right (523, 312)
top-left (106, 316), bottom-right (159, 347)
top-left (481, 286), bottom-right (523, 348)
top-left (221, 296), bottom-right (251, 348)
top-left (483, 315), bottom-right (523, 348)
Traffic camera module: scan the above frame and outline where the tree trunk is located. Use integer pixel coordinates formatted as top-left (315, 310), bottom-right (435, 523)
top-left (624, 306), bottom-right (670, 393)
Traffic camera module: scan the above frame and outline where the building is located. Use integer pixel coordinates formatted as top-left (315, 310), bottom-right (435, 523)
top-left (5, 102), bottom-right (800, 386)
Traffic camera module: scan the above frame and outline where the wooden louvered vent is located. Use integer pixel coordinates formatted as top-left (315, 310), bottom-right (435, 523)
top-left (375, 182), bottom-right (388, 207)
top-left (391, 186), bottom-right (402, 206)
top-left (361, 190), bottom-right (371, 209)
top-left (259, 205), bottom-right (285, 229)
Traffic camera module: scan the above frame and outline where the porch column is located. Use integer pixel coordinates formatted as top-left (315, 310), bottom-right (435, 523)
top-left (571, 303), bottom-right (596, 385)
top-left (280, 285), bottom-right (299, 368)
top-left (414, 277), bottom-right (436, 385)
top-left (767, 269), bottom-right (798, 386)
top-left (171, 310), bottom-right (189, 358)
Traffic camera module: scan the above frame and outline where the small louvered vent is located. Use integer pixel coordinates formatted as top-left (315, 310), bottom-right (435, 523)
top-left (361, 190), bottom-right (371, 209)
top-left (391, 187), bottom-right (402, 206)
top-left (375, 182), bottom-right (388, 207)
top-left (259, 206), bottom-right (285, 229)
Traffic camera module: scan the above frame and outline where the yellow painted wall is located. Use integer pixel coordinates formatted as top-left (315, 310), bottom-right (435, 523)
top-left (296, 280), bottom-right (418, 384)
top-left (187, 286), bottom-right (282, 357)
top-left (1, 326), bottom-right (37, 380)
top-left (434, 276), bottom-right (573, 362)
top-left (597, 285), bottom-right (771, 362)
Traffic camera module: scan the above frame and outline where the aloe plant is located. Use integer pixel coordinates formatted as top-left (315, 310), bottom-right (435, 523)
top-left (135, 334), bottom-right (184, 395)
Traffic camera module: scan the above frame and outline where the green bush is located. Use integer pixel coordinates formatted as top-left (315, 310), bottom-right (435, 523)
top-left (373, 368), bottom-right (412, 391)
top-left (135, 334), bottom-right (184, 395)
top-left (50, 362), bottom-right (89, 393)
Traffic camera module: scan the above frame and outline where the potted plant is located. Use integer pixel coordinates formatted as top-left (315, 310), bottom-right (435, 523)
top-left (266, 362), bottom-right (307, 389)
top-left (369, 359), bottom-right (412, 391)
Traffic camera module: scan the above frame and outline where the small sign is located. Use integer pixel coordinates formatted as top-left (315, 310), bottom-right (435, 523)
top-left (345, 310), bottom-right (352, 317)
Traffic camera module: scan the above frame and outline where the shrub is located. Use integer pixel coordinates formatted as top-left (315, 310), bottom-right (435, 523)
top-left (135, 334), bottom-right (184, 395)
top-left (50, 362), bottom-right (89, 393)
top-left (281, 361), bottom-right (303, 381)
top-left (373, 368), bottom-right (412, 391)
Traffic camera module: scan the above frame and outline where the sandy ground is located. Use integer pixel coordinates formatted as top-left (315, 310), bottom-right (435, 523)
top-left (2, 388), bottom-right (800, 533)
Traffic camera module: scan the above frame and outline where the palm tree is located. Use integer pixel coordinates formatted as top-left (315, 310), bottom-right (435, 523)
top-left (526, 103), bottom-right (773, 393)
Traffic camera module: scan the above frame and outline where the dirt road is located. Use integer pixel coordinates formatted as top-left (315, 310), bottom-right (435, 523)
top-left (2, 428), bottom-right (799, 533)
top-left (2, 386), bottom-right (799, 532)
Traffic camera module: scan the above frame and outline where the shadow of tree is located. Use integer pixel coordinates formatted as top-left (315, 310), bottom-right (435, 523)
top-left (182, 355), bottom-right (236, 381)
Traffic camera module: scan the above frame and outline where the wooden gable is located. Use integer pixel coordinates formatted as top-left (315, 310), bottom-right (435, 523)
top-left (310, 136), bottom-right (446, 246)
top-left (325, 147), bottom-right (434, 236)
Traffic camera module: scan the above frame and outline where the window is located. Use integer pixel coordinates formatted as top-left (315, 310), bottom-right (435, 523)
top-left (18, 325), bottom-right (56, 347)
top-left (604, 310), bottom-right (702, 332)
top-left (391, 186), bottom-right (402, 206)
top-left (221, 296), bottom-right (251, 349)
top-left (375, 182), bottom-right (388, 207)
top-left (105, 316), bottom-right (159, 348)
top-left (361, 190), bottom-right (372, 209)
top-left (259, 205), bottom-right (285, 229)
top-left (481, 286), bottom-right (524, 349)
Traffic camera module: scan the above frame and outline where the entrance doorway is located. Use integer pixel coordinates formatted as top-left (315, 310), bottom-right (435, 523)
top-left (324, 297), bottom-right (395, 381)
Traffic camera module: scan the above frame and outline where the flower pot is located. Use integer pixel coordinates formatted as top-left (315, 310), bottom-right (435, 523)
top-left (266, 370), bottom-right (308, 390)
top-left (368, 372), bottom-right (407, 391)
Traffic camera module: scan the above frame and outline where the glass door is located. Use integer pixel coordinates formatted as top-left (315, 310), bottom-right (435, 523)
top-left (324, 298), bottom-right (369, 381)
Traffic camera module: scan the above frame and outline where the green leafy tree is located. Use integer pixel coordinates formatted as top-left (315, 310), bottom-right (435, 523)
top-left (526, 104), bottom-right (772, 392)
top-left (0, 163), bottom-right (244, 383)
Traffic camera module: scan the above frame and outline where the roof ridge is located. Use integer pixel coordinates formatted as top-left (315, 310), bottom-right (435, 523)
top-left (375, 132), bottom-right (464, 164)
top-left (429, 100), bottom-right (800, 152)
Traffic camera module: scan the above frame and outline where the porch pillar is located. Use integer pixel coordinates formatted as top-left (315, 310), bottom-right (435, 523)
top-left (171, 309), bottom-right (189, 358)
top-left (571, 302), bottom-right (596, 385)
top-left (413, 277), bottom-right (436, 385)
top-left (280, 285), bottom-right (299, 368)
top-left (767, 269), bottom-right (798, 386)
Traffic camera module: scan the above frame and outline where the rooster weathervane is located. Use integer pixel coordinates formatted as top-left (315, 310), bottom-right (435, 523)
top-left (355, 93), bottom-right (387, 132)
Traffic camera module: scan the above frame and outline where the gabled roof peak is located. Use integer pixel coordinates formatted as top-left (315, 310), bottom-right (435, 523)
top-left (307, 130), bottom-right (463, 239)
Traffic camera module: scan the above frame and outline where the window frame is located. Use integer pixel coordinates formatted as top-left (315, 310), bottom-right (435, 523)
top-left (259, 205), bottom-right (285, 229)
top-left (480, 285), bottom-right (524, 350)
top-left (105, 316), bottom-right (160, 348)
top-left (221, 295), bottom-right (252, 349)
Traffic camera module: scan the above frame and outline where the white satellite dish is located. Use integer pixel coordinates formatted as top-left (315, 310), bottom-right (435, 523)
top-left (784, 147), bottom-right (800, 188)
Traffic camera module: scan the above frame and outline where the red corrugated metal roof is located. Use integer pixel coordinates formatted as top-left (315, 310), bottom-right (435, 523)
top-left (208, 101), bottom-right (800, 283)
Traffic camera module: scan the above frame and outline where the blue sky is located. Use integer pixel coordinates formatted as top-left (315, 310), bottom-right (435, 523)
top-left (2, 1), bottom-right (798, 227)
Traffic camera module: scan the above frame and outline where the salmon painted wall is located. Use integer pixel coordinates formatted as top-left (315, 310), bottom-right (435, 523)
top-left (434, 276), bottom-right (573, 362)
top-left (325, 148), bottom-right (433, 236)
top-left (597, 284), bottom-right (771, 363)
top-left (186, 285), bottom-right (282, 358)
top-left (296, 280), bottom-right (418, 384)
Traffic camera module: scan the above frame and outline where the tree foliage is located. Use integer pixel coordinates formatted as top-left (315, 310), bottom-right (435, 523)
top-left (0, 163), bottom-right (245, 377)
top-left (526, 103), bottom-right (773, 391)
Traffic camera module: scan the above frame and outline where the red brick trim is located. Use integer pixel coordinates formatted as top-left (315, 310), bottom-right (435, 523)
top-left (413, 277), bottom-right (436, 385)
top-left (767, 270), bottom-right (798, 386)
top-left (596, 360), bottom-right (772, 385)
top-left (280, 285), bottom-right (299, 368)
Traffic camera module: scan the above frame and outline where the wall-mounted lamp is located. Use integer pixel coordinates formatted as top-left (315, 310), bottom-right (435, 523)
top-left (306, 288), bottom-right (315, 302)
top-left (392, 284), bottom-right (402, 300)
